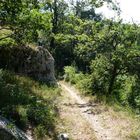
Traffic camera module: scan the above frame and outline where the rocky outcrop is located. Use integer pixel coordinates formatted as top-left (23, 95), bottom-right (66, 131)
top-left (0, 45), bottom-right (56, 85)
top-left (0, 116), bottom-right (32, 140)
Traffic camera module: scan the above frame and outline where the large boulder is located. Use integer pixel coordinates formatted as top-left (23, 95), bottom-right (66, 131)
top-left (0, 45), bottom-right (56, 85)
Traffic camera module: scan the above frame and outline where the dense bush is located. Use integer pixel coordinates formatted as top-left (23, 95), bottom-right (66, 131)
top-left (64, 66), bottom-right (140, 113)
top-left (129, 78), bottom-right (140, 112)
top-left (90, 55), bottom-right (111, 95)
top-left (64, 66), bottom-right (77, 84)
top-left (64, 66), bottom-right (92, 94)
top-left (0, 69), bottom-right (60, 138)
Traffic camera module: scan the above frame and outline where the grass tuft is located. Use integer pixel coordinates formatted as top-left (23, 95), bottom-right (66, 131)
top-left (0, 69), bottom-right (60, 139)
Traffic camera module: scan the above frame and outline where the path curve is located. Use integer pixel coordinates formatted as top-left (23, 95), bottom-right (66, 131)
top-left (59, 82), bottom-right (121, 140)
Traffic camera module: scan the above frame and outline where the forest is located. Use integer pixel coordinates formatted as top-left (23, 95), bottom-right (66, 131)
top-left (0, 0), bottom-right (140, 139)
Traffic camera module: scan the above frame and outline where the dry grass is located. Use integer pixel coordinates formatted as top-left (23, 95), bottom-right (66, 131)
top-left (55, 89), bottom-right (97, 140)
top-left (59, 81), bottom-right (140, 140)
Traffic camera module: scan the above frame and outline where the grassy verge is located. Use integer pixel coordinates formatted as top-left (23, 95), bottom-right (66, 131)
top-left (0, 69), bottom-right (60, 139)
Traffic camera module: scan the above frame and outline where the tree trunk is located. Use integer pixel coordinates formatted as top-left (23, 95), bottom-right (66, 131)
top-left (50, 0), bottom-right (58, 49)
top-left (108, 65), bottom-right (117, 96)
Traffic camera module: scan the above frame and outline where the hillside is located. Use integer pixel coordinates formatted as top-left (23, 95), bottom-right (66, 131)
top-left (0, 69), bottom-right (60, 139)
top-left (0, 0), bottom-right (140, 140)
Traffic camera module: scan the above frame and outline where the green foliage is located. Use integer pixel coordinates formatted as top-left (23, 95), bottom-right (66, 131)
top-left (0, 29), bottom-right (16, 46)
top-left (90, 55), bottom-right (111, 95)
top-left (0, 69), bottom-right (60, 138)
top-left (0, 0), bottom-right (52, 45)
top-left (76, 75), bottom-right (93, 95)
top-left (62, 19), bottom-right (140, 112)
top-left (64, 66), bottom-right (93, 94)
top-left (129, 78), bottom-right (140, 112)
top-left (64, 66), bottom-right (77, 84)
top-left (1, 0), bottom-right (140, 132)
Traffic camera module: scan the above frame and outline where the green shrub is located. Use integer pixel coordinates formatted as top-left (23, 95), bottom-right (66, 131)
top-left (34, 125), bottom-right (47, 139)
top-left (112, 75), bottom-right (140, 112)
top-left (75, 74), bottom-right (93, 94)
top-left (64, 66), bottom-right (77, 84)
top-left (90, 55), bottom-right (111, 95)
top-left (129, 78), bottom-right (140, 113)
top-left (64, 66), bottom-right (140, 113)
top-left (0, 69), bottom-right (60, 138)
top-left (64, 66), bottom-right (93, 94)
top-left (0, 29), bottom-right (16, 47)
top-left (27, 102), bottom-right (55, 129)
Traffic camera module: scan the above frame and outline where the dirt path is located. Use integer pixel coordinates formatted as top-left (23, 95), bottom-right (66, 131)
top-left (59, 82), bottom-right (114, 140)
top-left (56, 82), bottom-right (140, 140)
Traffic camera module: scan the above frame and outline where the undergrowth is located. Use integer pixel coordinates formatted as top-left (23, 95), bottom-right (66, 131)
top-left (64, 66), bottom-right (140, 139)
top-left (0, 69), bottom-right (60, 139)
top-left (64, 66), bottom-right (140, 113)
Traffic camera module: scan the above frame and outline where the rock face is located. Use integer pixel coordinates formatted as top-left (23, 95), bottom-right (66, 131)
top-left (0, 45), bottom-right (56, 85)
top-left (0, 116), bottom-right (32, 140)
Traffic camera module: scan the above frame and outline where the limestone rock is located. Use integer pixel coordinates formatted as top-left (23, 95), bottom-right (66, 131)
top-left (0, 45), bottom-right (56, 85)
top-left (0, 116), bottom-right (32, 140)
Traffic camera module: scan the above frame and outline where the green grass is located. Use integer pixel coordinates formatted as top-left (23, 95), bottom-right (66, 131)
top-left (0, 69), bottom-right (61, 139)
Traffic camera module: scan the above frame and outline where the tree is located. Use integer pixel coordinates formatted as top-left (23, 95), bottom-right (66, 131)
top-left (90, 20), bottom-right (140, 96)
top-left (0, 0), bottom-right (52, 45)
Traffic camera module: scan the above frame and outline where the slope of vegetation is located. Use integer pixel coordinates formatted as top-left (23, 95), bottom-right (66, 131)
top-left (0, 0), bottom-right (140, 139)
top-left (0, 69), bottom-right (60, 139)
